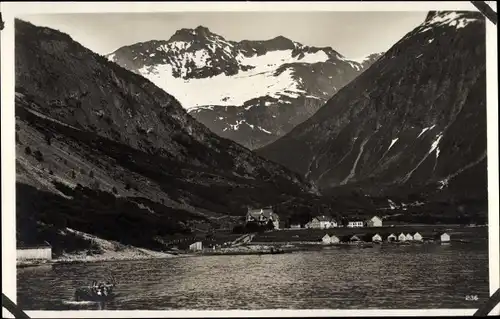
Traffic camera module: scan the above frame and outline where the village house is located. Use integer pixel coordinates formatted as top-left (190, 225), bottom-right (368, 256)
top-left (372, 234), bottom-right (383, 242)
top-left (398, 233), bottom-right (407, 241)
top-left (290, 223), bottom-right (302, 229)
top-left (387, 233), bottom-right (397, 242)
top-left (366, 216), bottom-right (383, 227)
top-left (413, 232), bottom-right (423, 241)
top-left (17, 241), bottom-right (52, 261)
top-left (246, 207), bottom-right (280, 230)
top-left (329, 235), bottom-right (340, 244)
top-left (306, 216), bottom-right (337, 229)
top-left (405, 233), bottom-right (414, 241)
top-left (347, 221), bottom-right (364, 228)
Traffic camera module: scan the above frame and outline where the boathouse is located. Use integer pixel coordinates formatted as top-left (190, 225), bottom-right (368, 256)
top-left (405, 233), bottom-right (414, 241)
top-left (347, 221), bottom-right (364, 228)
top-left (386, 234), bottom-right (397, 242)
top-left (372, 234), bottom-right (382, 242)
top-left (437, 232), bottom-right (451, 243)
top-left (322, 234), bottom-right (332, 244)
top-left (189, 241), bottom-right (203, 251)
top-left (398, 233), bottom-right (407, 241)
top-left (413, 232), bottom-right (423, 241)
top-left (329, 235), bottom-right (340, 244)
top-left (17, 241), bottom-right (52, 261)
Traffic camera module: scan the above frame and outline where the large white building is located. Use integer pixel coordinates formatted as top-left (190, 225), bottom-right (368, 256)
top-left (306, 216), bottom-right (337, 229)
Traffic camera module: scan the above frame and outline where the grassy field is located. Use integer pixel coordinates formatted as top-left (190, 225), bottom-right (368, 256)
top-left (252, 225), bottom-right (488, 243)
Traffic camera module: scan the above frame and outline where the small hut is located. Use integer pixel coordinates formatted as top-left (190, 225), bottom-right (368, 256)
top-left (436, 232), bottom-right (451, 243)
top-left (372, 233), bottom-right (383, 242)
top-left (340, 235), bottom-right (352, 243)
top-left (413, 232), bottom-right (423, 241)
top-left (322, 234), bottom-right (332, 244)
top-left (405, 233), bottom-right (414, 241)
top-left (350, 235), bottom-right (361, 242)
top-left (398, 233), bottom-right (407, 241)
top-left (362, 233), bottom-right (375, 242)
top-left (386, 233), bottom-right (397, 242)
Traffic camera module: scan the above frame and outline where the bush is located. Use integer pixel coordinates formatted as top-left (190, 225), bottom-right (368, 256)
top-left (89, 170), bottom-right (94, 178)
top-left (33, 150), bottom-right (44, 162)
top-left (112, 186), bottom-right (118, 194)
top-left (24, 146), bottom-right (32, 155)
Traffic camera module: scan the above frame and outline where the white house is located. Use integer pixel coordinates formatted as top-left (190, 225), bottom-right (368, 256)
top-left (290, 223), bottom-right (301, 229)
top-left (398, 233), bottom-right (407, 241)
top-left (246, 207), bottom-right (280, 229)
top-left (372, 234), bottom-right (383, 242)
top-left (366, 216), bottom-right (383, 227)
top-left (387, 234), bottom-right (397, 242)
top-left (439, 233), bottom-right (451, 242)
top-left (347, 221), bottom-right (364, 228)
top-left (413, 232), bottom-right (423, 241)
top-left (405, 233), bottom-right (414, 241)
top-left (350, 235), bottom-right (361, 242)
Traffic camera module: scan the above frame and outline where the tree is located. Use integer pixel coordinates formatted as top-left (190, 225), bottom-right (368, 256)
top-left (112, 186), bottom-right (118, 194)
top-left (266, 219), bottom-right (275, 230)
top-left (24, 146), bottom-right (32, 155)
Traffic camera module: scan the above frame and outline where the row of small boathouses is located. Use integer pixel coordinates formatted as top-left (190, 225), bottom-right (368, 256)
top-left (321, 232), bottom-right (451, 244)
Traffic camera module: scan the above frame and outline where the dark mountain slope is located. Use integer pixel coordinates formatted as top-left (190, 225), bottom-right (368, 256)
top-left (258, 11), bottom-right (487, 206)
top-left (15, 19), bottom-right (317, 253)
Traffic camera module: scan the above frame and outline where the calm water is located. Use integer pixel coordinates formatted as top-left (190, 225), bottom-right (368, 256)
top-left (17, 243), bottom-right (489, 310)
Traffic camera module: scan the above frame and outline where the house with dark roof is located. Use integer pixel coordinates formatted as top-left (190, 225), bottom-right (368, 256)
top-left (246, 207), bottom-right (280, 229)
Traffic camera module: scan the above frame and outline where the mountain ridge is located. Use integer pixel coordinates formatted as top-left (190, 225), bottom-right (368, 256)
top-left (257, 11), bottom-right (487, 209)
top-left (107, 27), bottom-right (383, 149)
top-left (15, 19), bottom-right (324, 253)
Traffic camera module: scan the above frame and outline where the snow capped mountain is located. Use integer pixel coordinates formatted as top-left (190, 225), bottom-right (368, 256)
top-left (108, 27), bottom-right (382, 149)
top-left (258, 11), bottom-right (487, 207)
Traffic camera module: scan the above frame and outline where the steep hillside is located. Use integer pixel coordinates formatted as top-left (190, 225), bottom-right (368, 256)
top-left (108, 26), bottom-right (382, 148)
top-left (14, 19), bottom-right (317, 254)
top-left (258, 11), bottom-right (487, 209)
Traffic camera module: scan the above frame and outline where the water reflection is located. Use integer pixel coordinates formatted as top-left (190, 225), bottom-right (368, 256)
top-left (17, 242), bottom-right (488, 310)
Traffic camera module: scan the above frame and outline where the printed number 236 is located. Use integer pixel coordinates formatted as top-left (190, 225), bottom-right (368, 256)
top-left (466, 295), bottom-right (479, 301)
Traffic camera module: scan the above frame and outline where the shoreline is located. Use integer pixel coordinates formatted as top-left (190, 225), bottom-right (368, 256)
top-left (17, 238), bottom-right (475, 269)
top-left (17, 251), bottom-right (196, 268)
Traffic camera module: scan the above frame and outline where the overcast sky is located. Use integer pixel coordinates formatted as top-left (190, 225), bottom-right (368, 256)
top-left (20, 11), bottom-right (428, 58)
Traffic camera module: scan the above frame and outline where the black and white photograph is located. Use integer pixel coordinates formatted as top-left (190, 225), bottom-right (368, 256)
top-left (1, 1), bottom-right (499, 316)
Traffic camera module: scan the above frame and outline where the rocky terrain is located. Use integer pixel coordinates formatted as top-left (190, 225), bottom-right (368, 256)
top-left (108, 27), bottom-right (382, 149)
top-left (15, 19), bottom-right (320, 254)
top-left (258, 11), bottom-right (488, 219)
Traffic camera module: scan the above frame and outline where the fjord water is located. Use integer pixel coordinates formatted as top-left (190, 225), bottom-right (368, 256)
top-left (17, 243), bottom-right (488, 310)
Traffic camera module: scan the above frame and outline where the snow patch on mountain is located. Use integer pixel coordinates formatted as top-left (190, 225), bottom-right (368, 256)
top-left (121, 48), bottom-right (340, 110)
